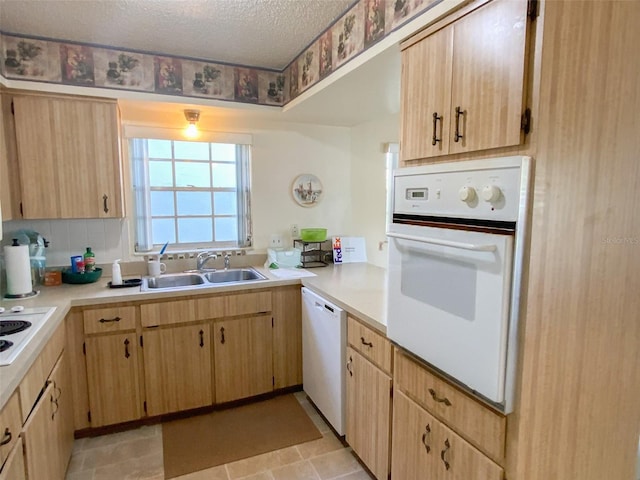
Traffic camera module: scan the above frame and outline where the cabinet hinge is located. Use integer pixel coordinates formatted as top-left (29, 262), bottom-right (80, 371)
top-left (10, 101), bottom-right (14, 115)
top-left (19, 202), bottom-right (23, 217)
top-left (527, 0), bottom-right (538, 20)
top-left (82, 342), bottom-right (86, 355)
top-left (140, 335), bottom-right (143, 347)
top-left (271, 317), bottom-right (274, 328)
top-left (272, 376), bottom-right (275, 387)
top-left (521, 108), bottom-right (532, 135)
top-left (143, 401), bottom-right (147, 413)
top-left (87, 411), bottom-right (91, 423)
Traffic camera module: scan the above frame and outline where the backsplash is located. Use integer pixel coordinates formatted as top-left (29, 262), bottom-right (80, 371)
top-left (2, 218), bottom-right (130, 268)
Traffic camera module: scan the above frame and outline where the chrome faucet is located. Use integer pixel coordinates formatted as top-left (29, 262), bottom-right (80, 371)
top-left (224, 253), bottom-right (230, 271)
top-left (196, 252), bottom-right (217, 271)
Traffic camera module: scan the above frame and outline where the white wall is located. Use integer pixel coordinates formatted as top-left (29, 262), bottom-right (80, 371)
top-left (3, 104), bottom-right (353, 267)
top-left (349, 113), bottom-right (399, 268)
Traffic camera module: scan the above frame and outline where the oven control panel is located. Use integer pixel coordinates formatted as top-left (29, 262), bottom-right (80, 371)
top-left (393, 156), bottom-right (531, 222)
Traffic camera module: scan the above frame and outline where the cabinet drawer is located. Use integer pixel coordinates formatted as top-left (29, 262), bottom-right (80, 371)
top-left (141, 299), bottom-right (197, 327)
top-left (18, 322), bottom-right (65, 423)
top-left (347, 316), bottom-right (392, 374)
top-left (394, 349), bottom-right (506, 464)
top-left (195, 295), bottom-right (226, 320)
top-left (83, 306), bottom-right (136, 334)
top-left (225, 291), bottom-right (272, 317)
top-left (0, 392), bottom-right (21, 468)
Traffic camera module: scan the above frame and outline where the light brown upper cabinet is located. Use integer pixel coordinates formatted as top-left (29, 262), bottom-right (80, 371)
top-left (401, 0), bottom-right (531, 161)
top-left (11, 93), bottom-right (124, 218)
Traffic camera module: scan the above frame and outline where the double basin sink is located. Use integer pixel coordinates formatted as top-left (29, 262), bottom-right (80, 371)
top-left (141, 268), bottom-right (267, 292)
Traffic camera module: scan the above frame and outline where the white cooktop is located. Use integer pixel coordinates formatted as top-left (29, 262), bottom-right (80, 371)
top-left (0, 306), bottom-right (57, 366)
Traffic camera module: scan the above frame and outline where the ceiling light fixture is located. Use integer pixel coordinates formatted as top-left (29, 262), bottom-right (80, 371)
top-left (184, 109), bottom-right (200, 138)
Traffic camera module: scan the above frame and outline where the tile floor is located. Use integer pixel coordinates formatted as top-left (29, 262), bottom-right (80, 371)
top-left (65, 392), bottom-right (374, 480)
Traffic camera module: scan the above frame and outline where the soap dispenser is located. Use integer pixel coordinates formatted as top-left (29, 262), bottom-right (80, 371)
top-left (111, 259), bottom-right (123, 286)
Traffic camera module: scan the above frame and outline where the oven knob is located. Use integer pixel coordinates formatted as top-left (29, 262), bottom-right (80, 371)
top-left (458, 186), bottom-right (477, 202)
top-left (482, 185), bottom-right (502, 202)
top-left (0, 307), bottom-right (4, 313)
top-left (11, 306), bottom-right (24, 313)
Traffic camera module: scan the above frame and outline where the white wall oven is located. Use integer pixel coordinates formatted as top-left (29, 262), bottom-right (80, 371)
top-left (387, 156), bottom-right (532, 413)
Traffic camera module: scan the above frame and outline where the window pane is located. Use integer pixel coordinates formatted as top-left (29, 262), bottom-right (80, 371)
top-left (214, 192), bottom-right (237, 215)
top-left (150, 191), bottom-right (175, 216)
top-left (178, 218), bottom-right (213, 243)
top-left (149, 161), bottom-right (173, 187)
top-left (211, 143), bottom-right (236, 162)
top-left (174, 141), bottom-right (210, 161)
top-left (175, 162), bottom-right (211, 187)
top-left (215, 217), bottom-right (237, 242)
top-left (212, 163), bottom-right (237, 188)
top-left (147, 139), bottom-right (172, 159)
top-left (152, 218), bottom-right (176, 243)
top-left (177, 191), bottom-right (212, 215)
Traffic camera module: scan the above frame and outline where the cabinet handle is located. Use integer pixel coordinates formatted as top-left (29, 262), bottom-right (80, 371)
top-left (51, 394), bottom-right (59, 420)
top-left (124, 338), bottom-right (131, 358)
top-left (99, 316), bottom-right (121, 323)
top-left (0, 428), bottom-right (11, 446)
top-left (220, 327), bottom-right (225, 344)
top-left (346, 355), bottom-right (353, 377)
top-left (428, 388), bottom-right (452, 406)
top-left (360, 337), bottom-right (373, 348)
top-left (199, 329), bottom-right (204, 348)
top-left (421, 423), bottom-right (431, 453)
top-left (454, 106), bottom-right (464, 142)
top-left (432, 112), bottom-right (442, 146)
top-left (52, 381), bottom-right (62, 402)
top-left (103, 194), bottom-right (109, 213)
top-left (440, 438), bottom-right (451, 470)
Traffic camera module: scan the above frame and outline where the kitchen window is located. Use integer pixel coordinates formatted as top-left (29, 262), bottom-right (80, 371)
top-left (129, 132), bottom-right (252, 251)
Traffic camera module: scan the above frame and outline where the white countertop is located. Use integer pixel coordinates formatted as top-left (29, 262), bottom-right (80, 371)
top-left (0, 263), bottom-right (387, 411)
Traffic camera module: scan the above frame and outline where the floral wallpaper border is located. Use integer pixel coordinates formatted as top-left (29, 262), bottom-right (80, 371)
top-left (0, 0), bottom-right (442, 107)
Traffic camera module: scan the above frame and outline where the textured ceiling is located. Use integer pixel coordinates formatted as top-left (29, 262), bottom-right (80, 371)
top-left (0, 0), bottom-right (355, 70)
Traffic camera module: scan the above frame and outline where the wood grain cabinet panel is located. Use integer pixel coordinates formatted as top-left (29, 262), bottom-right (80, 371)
top-left (0, 392), bottom-right (21, 468)
top-left (214, 315), bottom-right (273, 403)
top-left (400, 0), bottom-right (530, 162)
top-left (225, 291), bottom-right (272, 317)
top-left (345, 347), bottom-right (392, 480)
top-left (0, 437), bottom-right (26, 480)
top-left (12, 93), bottom-right (124, 219)
top-left (140, 299), bottom-right (197, 327)
top-left (347, 316), bottom-right (392, 374)
top-left (85, 333), bottom-right (142, 427)
top-left (83, 306), bottom-right (136, 334)
top-left (143, 324), bottom-right (213, 416)
top-left (272, 286), bottom-right (302, 389)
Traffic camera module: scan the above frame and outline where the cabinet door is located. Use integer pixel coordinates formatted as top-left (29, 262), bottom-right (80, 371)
top-left (401, 26), bottom-right (453, 161)
top-left (449, 0), bottom-right (529, 154)
top-left (143, 324), bottom-right (213, 416)
top-left (85, 333), bottom-right (142, 427)
top-left (214, 315), bottom-right (273, 403)
top-left (12, 95), bottom-right (60, 218)
top-left (49, 351), bottom-right (74, 479)
top-left (22, 379), bottom-right (58, 480)
top-left (272, 286), bottom-right (302, 389)
top-left (0, 438), bottom-right (26, 480)
top-left (391, 391), bottom-right (437, 480)
top-left (346, 347), bottom-right (392, 480)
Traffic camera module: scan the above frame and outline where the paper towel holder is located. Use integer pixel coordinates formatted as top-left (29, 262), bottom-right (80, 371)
top-left (3, 238), bottom-right (39, 300)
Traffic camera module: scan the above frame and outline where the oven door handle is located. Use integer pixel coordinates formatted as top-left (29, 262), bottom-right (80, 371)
top-left (387, 232), bottom-right (497, 252)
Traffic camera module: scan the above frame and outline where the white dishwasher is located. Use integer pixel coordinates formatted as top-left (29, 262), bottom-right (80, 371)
top-left (302, 287), bottom-right (346, 435)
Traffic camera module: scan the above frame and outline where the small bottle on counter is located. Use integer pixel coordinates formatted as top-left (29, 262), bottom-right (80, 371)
top-left (84, 247), bottom-right (95, 272)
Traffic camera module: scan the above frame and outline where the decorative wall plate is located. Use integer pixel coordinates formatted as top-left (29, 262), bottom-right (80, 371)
top-left (292, 174), bottom-right (323, 207)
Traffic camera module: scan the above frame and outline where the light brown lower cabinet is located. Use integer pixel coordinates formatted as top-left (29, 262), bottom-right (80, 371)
top-left (85, 332), bottom-right (142, 427)
top-left (22, 351), bottom-right (74, 480)
top-left (214, 314), bottom-right (273, 403)
top-left (143, 323), bottom-right (213, 416)
top-left (0, 437), bottom-right (26, 480)
top-left (392, 391), bottom-right (503, 480)
top-left (345, 347), bottom-right (392, 480)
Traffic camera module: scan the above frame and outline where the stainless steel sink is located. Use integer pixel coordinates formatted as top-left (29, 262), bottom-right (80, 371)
top-left (141, 268), bottom-right (266, 291)
top-left (204, 269), bottom-right (266, 283)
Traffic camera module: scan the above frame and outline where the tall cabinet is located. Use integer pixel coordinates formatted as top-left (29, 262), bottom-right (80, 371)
top-left (10, 92), bottom-right (124, 218)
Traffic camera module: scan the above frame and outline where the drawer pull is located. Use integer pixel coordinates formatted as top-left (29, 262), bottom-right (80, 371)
top-left (440, 438), bottom-right (451, 470)
top-left (124, 338), bottom-right (131, 358)
top-left (421, 424), bottom-right (431, 453)
top-left (360, 337), bottom-right (373, 348)
top-left (429, 388), bottom-right (452, 406)
top-left (432, 112), bottom-right (442, 145)
top-left (346, 356), bottom-right (353, 377)
top-left (99, 316), bottom-right (121, 324)
top-left (103, 194), bottom-right (109, 214)
top-left (0, 428), bottom-right (11, 446)
top-left (220, 327), bottom-right (225, 344)
top-left (454, 106), bottom-right (464, 142)
top-left (199, 329), bottom-right (204, 348)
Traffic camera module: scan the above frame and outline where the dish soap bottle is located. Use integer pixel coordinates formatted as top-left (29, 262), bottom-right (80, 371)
top-left (84, 247), bottom-right (96, 272)
top-left (111, 259), bottom-right (123, 286)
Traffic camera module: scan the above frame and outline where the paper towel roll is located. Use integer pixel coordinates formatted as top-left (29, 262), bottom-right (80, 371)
top-left (4, 243), bottom-right (33, 295)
